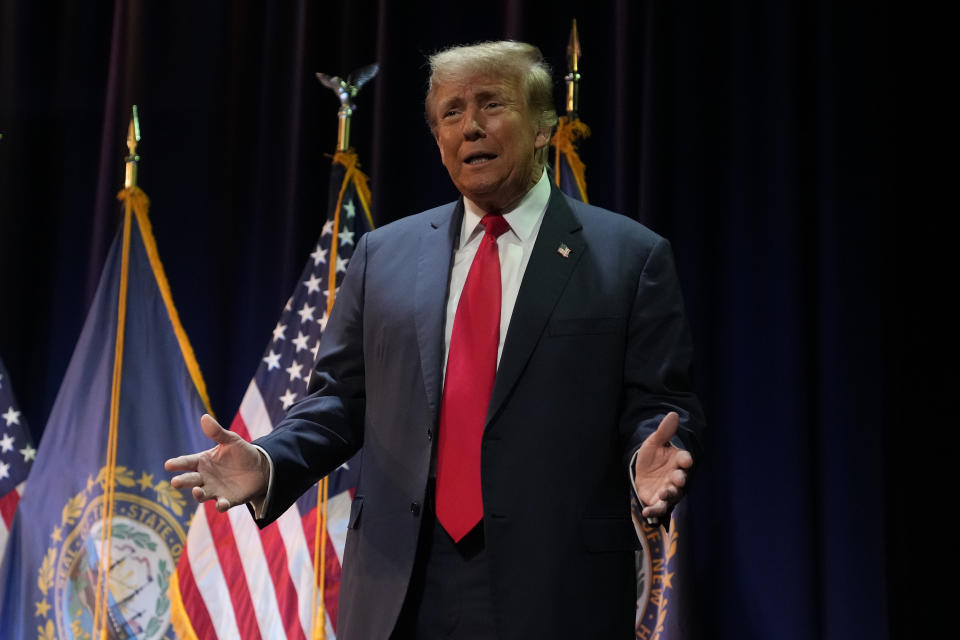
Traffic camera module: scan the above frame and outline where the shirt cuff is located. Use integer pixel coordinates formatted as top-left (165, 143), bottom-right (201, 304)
top-left (627, 450), bottom-right (643, 503)
top-left (248, 444), bottom-right (275, 519)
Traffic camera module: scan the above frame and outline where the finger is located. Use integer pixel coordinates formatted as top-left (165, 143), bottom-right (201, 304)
top-left (170, 472), bottom-right (204, 490)
top-left (200, 413), bottom-right (235, 445)
top-left (642, 499), bottom-right (668, 518)
top-left (659, 484), bottom-right (681, 502)
top-left (675, 449), bottom-right (694, 470)
top-left (670, 468), bottom-right (687, 488)
top-left (215, 497), bottom-right (233, 513)
top-left (164, 453), bottom-right (201, 472)
top-left (647, 411), bottom-right (680, 447)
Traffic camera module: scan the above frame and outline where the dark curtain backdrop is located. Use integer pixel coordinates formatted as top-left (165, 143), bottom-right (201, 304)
top-left (1, 1), bottom-right (913, 638)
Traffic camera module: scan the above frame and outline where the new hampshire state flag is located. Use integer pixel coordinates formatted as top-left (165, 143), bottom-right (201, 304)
top-left (0, 187), bottom-right (211, 640)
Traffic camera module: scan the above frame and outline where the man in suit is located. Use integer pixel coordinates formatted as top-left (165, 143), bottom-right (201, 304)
top-left (167, 41), bottom-right (704, 639)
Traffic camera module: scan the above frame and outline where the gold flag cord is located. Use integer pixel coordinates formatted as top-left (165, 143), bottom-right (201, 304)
top-left (324, 150), bottom-right (372, 316)
top-left (311, 476), bottom-right (330, 640)
top-left (121, 187), bottom-right (212, 411)
top-left (92, 193), bottom-right (135, 640)
top-left (552, 116), bottom-right (591, 203)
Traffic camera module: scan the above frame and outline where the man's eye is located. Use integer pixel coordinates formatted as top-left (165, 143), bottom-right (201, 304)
top-left (443, 109), bottom-right (460, 119)
top-left (485, 102), bottom-right (501, 109)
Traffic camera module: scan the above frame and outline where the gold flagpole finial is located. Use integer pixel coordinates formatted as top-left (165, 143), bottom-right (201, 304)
top-left (125, 105), bottom-right (141, 188)
top-left (565, 19), bottom-right (582, 118)
top-left (316, 63), bottom-right (379, 152)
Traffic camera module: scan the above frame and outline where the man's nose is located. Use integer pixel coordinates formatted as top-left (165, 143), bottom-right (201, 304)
top-left (462, 109), bottom-right (486, 140)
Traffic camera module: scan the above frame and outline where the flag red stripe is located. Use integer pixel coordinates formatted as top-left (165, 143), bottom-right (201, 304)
top-left (177, 548), bottom-right (218, 640)
top-left (300, 505), bottom-right (317, 561)
top-left (0, 490), bottom-right (19, 528)
top-left (300, 504), bottom-right (344, 633)
top-left (205, 501), bottom-right (264, 640)
top-left (260, 522), bottom-right (308, 640)
top-left (231, 412), bottom-right (252, 440)
top-left (323, 526), bottom-right (343, 631)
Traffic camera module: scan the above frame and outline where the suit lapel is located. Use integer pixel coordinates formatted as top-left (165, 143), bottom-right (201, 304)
top-left (415, 200), bottom-right (463, 418)
top-left (486, 188), bottom-right (586, 426)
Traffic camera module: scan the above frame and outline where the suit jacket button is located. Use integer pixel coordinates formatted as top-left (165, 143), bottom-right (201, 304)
top-left (410, 501), bottom-right (421, 516)
top-left (426, 429), bottom-right (433, 441)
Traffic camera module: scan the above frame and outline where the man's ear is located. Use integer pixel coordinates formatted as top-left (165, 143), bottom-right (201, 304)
top-left (534, 127), bottom-right (551, 151)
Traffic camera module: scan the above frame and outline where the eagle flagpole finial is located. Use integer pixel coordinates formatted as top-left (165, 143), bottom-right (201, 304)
top-left (316, 63), bottom-right (379, 152)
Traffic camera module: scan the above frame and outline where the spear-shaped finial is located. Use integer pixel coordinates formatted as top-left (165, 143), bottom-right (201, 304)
top-left (125, 105), bottom-right (141, 188)
top-left (565, 19), bottom-right (582, 119)
top-left (316, 63), bottom-right (379, 152)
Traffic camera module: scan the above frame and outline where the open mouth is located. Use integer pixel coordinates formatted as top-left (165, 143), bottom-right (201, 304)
top-left (464, 152), bottom-right (497, 165)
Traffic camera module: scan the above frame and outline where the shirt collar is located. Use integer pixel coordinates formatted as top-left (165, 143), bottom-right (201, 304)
top-left (460, 170), bottom-right (551, 247)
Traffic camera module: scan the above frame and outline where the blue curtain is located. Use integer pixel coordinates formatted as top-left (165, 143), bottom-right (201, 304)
top-left (0, 1), bottom-right (908, 637)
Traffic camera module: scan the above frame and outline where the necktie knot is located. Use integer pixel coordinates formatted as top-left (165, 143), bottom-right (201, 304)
top-left (480, 214), bottom-right (510, 239)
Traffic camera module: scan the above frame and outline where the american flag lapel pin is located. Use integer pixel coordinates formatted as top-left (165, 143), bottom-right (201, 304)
top-left (557, 243), bottom-right (572, 258)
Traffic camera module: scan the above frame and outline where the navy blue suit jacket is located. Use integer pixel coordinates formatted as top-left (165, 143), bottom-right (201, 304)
top-left (255, 186), bottom-right (704, 639)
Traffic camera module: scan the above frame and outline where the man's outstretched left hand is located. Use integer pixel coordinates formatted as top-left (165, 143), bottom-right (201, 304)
top-left (633, 411), bottom-right (693, 519)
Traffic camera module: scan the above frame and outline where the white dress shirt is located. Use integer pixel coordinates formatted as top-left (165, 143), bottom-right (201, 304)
top-left (443, 169), bottom-right (551, 375)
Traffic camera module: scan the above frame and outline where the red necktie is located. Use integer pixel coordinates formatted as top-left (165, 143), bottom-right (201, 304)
top-left (436, 214), bottom-right (511, 542)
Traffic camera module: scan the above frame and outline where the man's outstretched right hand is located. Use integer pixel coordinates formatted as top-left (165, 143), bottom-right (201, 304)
top-left (165, 414), bottom-right (269, 513)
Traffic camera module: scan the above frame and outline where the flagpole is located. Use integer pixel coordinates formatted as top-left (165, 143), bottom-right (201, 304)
top-left (565, 18), bottom-right (582, 121)
top-left (310, 63), bottom-right (378, 640)
top-left (93, 105), bottom-right (141, 640)
top-left (553, 20), bottom-right (591, 201)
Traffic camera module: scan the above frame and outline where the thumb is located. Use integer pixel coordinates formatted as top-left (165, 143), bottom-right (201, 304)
top-left (200, 413), bottom-right (235, 445)
top-left (647, 411), bottom-right (680, 448)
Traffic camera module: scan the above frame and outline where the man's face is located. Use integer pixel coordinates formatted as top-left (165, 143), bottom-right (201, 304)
top-left (431, 74), bottom-right (549, 213)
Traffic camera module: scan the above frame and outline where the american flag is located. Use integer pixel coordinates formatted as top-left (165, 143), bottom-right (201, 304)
top-left (0, 356), bottom-right (36, 558)
top-left (171, 151), bottom-right (373, 640)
